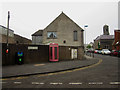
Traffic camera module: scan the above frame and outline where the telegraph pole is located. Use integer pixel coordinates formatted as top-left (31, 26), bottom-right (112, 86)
top-left (6, 11), bottom-right (10, 53)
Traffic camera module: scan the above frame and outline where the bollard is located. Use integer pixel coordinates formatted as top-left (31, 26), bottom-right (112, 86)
top-left (93, 52), bottom-right (94, 58)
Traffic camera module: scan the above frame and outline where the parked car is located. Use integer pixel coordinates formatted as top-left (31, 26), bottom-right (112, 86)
top-left (110, 50), bottom-right (116, 56)
top-left (98, 50), bottom-right (102, 54)
top-left (110, 50), bottom-right (120, 57)
top-left (87, 48), bottom-right (94, 53)
top-left (101, 49), bottom-right (111, 55)
top-left (118, 51), bottom-right (120, 57)
top-left (113, 50), bottom-right (118, 56)
top-left (94, 50), bottom-right (98, 54)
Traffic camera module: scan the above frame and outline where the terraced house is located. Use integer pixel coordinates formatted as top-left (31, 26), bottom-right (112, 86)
top-left (32, 12), bottom-right (84, 60)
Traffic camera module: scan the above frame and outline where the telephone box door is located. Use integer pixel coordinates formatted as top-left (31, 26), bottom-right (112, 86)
top-left (49, 43), bottom-right (59, 62)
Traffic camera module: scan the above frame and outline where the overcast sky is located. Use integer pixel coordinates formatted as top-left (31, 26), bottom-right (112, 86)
top-left (0, 0), bottom-right (119, 44)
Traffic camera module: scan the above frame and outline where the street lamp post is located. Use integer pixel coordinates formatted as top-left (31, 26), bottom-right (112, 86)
top-left (84, 25), bottom-right (88, 55)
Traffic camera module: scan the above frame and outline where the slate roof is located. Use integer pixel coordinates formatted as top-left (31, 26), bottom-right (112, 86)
top-left (32, 30), bottom-right (43, 36)
top-left (95, 35), bottom-right (114, 41)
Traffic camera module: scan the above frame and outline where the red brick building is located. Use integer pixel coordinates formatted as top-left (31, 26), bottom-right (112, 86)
top-left (112, 30), bottom-right (120, 50)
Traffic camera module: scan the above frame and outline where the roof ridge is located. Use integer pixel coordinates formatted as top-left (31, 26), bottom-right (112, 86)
top-left (44, 12), bottom-right (83, 31)
top-left (0, 25), bottom-right (14, 32)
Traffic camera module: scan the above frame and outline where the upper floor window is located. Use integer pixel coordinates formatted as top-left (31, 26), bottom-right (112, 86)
top-left (74, 31), bottom-right (78, 41)
top-left (47, 32), bottom-right (57, 39)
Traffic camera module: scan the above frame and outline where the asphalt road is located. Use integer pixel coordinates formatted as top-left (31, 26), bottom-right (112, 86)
top-left (1, 54), bottom-right (120, 89)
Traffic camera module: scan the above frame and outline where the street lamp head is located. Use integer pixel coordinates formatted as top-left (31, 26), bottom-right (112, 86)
top-left (8, 11), bottom-right (10, 18)
top-left (84, 25), bottom-right (88, 27)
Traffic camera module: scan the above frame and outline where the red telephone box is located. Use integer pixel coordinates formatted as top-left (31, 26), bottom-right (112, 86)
top-left (49, 43), bottom-right (59, 62)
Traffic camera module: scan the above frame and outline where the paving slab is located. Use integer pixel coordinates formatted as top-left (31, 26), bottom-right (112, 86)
top-left (1, 56), bottom-right (99, 78)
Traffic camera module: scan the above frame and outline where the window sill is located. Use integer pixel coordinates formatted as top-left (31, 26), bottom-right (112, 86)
top-left (47, 38), bottom-right (57, 39)
top-left (74, 40), bottom-right (78, 41)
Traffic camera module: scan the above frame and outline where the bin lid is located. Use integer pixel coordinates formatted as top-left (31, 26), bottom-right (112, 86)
top-left (17, 52), bottom-right (23, 56)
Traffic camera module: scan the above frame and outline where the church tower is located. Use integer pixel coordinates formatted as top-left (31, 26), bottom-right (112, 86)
top-left (103, 25), bottom-right (109, 35)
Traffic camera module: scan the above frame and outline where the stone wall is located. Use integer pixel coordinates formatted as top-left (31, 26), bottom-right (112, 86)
top-left (32, 36), bottom-right (43, 45)
top-left (42, 13), bottom-right (84, 46)
top-left (78, 46), bottom-right (84, 60)
top-left (1, 34), bottom-right (15, 44)
top-left (14, 34), bottom-right (32, 44)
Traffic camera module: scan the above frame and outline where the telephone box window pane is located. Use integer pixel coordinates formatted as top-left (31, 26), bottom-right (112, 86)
top-left (50, 47), bottom-right (52, 59)
top-left (55, 47), bottom-right (57, 59)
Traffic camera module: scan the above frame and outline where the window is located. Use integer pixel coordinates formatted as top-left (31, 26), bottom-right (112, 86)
top-left (47, 32), bottom-right (57, 39)
top-left (105, 45), bottom-right (109, 49)
top-left (106, 28), bottom-right (108, 32)
top-left (74, 31), bottom-right (78, 41)
top-left (63, 40), bottom-right (66, 44)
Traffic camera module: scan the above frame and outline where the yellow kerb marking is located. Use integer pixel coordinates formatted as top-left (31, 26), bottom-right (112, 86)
top-left (1, 76), bottom-right (28, 81)
top-left (34, 64), bottom-right (45, 66)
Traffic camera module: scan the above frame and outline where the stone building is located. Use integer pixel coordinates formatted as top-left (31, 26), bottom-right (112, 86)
top-left (32, 12), bottom-right (84, 59)
top-left (0, 25), bottom-right (32, 44)
top-left (32, 30), bottom-right (43, 44)
top-left (0, 25), bottom-right (15, 43)
top-left (94, 25), bottom-right (114, 50)
top-left (112, 30), bottom-right (120, 50)
top-left (14, 34), bottom-right (32, 44)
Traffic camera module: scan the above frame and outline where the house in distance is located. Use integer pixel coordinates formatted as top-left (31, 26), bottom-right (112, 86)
top-left (32, 12), bottom-right (84, 60)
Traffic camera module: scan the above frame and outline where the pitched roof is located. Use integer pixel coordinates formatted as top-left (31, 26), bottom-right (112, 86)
top-left (32, 12), bottom-right (84, 36)
top-left (45, 12), bottom-right (84, 31)
top-left (32, 29), bottom-right (43, 36)
top-left (14, 34), bottom-right (32, 41)
top-left (95, 35), bottom-right (114, 41)
top-left (0, 25), bottom-right (14, 32)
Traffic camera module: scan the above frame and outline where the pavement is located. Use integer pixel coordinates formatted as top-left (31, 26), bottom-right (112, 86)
top-left (1, 55), bottom-right (99, 78)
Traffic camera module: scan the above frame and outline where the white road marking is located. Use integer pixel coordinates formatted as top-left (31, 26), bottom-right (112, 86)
top-left (14, 82), bottom-right (22, 84)
top-left (88, 82), bottom-right (103, 85)
top-left (69, 82), bottom-right (82, 85)
top-left (32, 82), bottom-right (44, 85)
top-left (110, 82), bottom-right (120, 85)
top-left (50, 82), bottom-right (63, 85)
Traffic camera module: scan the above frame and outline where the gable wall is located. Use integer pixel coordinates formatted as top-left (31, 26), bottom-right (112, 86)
top-left (42, 14), bottom-right (83, 46)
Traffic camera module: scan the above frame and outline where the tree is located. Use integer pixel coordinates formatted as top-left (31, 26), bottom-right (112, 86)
top-left (87, 44), bottom-right (92, 49)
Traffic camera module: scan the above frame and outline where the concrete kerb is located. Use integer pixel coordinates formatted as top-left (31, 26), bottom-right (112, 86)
top-left (84, 55), bottom-right (94, 60)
